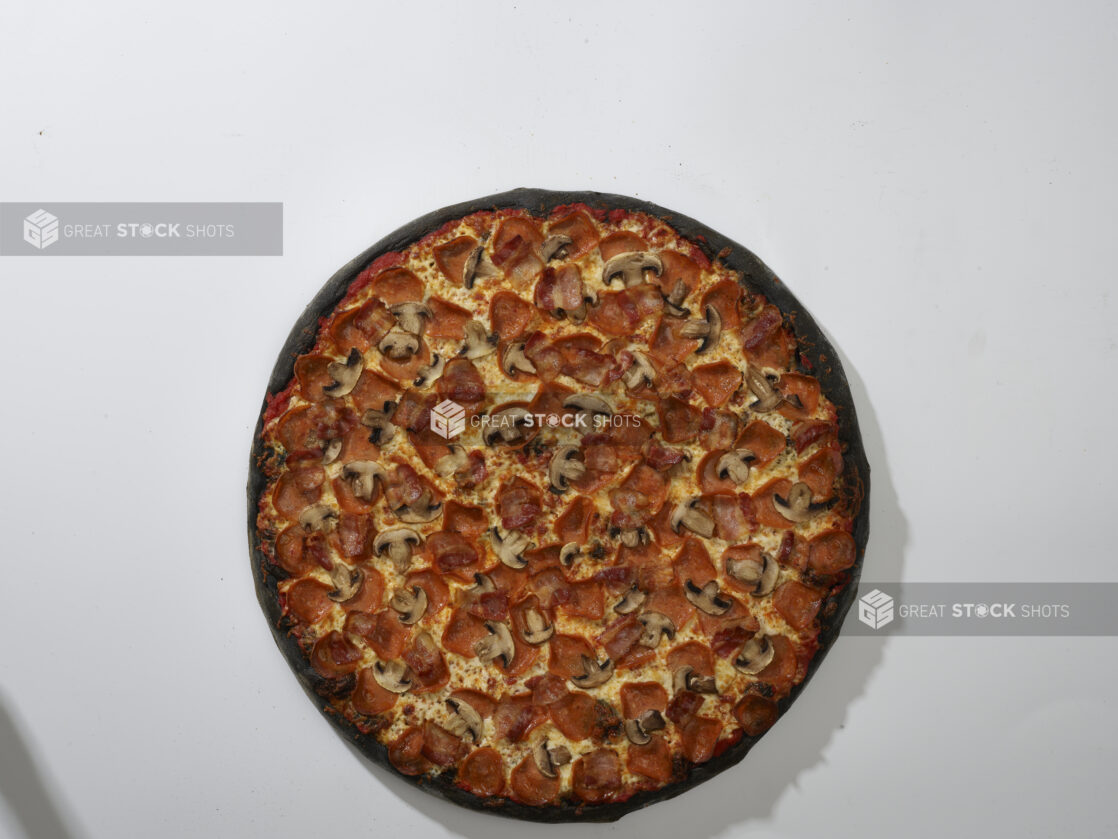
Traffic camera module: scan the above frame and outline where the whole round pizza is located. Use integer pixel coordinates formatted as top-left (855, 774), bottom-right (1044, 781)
top-left (248, 189), bottom-right (869, 821)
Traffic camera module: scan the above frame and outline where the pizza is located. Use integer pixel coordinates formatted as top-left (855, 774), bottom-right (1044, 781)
top-left (249, 190), bottom-right (867, 821)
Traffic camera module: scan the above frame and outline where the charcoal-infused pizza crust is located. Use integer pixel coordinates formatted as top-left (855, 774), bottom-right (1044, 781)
top-left (248, 189), bottom-right (869, 822)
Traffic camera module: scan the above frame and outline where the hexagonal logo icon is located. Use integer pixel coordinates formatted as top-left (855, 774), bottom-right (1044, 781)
top-left (23, 209), bottom-right (60, 250)
top-left (858, 589), bottom-right (894, 630)
top-left (430, 399), bottom-right (466, 440)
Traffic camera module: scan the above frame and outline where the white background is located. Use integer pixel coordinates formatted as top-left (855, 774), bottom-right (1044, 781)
top-left (1, 1), bottom-right (1116, 837)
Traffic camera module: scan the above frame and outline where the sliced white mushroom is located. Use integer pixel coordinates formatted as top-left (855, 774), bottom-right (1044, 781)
top-left (482, 406), bottom-right (532, 446)
top-left (298, 504), bottom-right (337, 533)
top-left (520, 606), bottom-right (555, 646)
top-left (341, 461), bottom-right (387, 501)
top-left (321, 438), bottom-right (343, 465)
top-left (611, 525), bottom-right (651, 548)
top-left (533, 739), bottom-right (572, 778)
top-left (539, 233), bottom-right (573, 262)
top-left (373, 528), bottom-right (421, 571)
top-left (489, 527), bottom-right (533, 569)
top-left (621, 351), bottom-right (656, 390)
top-left (360, 405), bottom-right (396, 445)
top-left (559, 542), bottom-right (581, 568)
top-left (684, 580), bottom-right (732, 616)
top-left (389, 585), bottom-right (428, 625)
top-left (378, 329), bottom-right (420, 361)
top-left (460, 320), bottom-right (497, 359)
top-left (727, 551), bottom-right (780, 597)
top-left (433, 444), bottom-right (468, 478)
top-left (372, 660), bottom-right (412, 694)
top-left (716, 449), bottom-right (755, 485)
top-left (463, 242), bottom-right (498, 289)
top-left (673, 665), bottom-right (717, 695)
top-left (501, 341), bottom-right (536, 377)
top-left (745, 366), bottom-right (783, 412)
top-left (548, 445), bottom-right (586, 494)
top-left (624, 709), bottom-right (667, 746)
top-left (393, 490), bottom-right (442, 524)
top-left (473, 621), bottom-right (515, 668)
top-left (637, 611), bottom-right (676, 648)
top-left (470, 572), bottom-right (497, 594)
top-left (323, 348), bottom-right (364, 398)
top-left (613, 585), bottom-right (646, 615)
top-left (562, 394), bottom-right (612, 431)
top-left (446, 697), bottom-right (484, 743)
top-left (773, 481), bottom-right (825, 523)
top-left (327, 562), bottom-right (362, 602)
top-left (670, 497), bottom-right (715, 538)
top-left (602, 251), bottom-right (663, 287)
top-left (663, 279), bottom-right (691, 318)
top-left (413, 353), bottom-right (446, 388)
top-left (389, 302), bottom-right (431, 335)
top-left (733, 632), bottom-right (775, 675)
top-left (571, 654), bottom-right (614, 689)
top-left (679, 304), bottom-right (722, 354)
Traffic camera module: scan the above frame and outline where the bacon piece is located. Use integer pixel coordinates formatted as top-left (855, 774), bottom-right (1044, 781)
top-left (496, 476), bottom-right (543, 530)
top-left (734, 694), bottom-right (779, 737)
top-left (552, 333), bottom-right (614, 386)
top-left (742, 305), bottom-right (783, 351)
top-left (442, 607), bottom-right (490, 658)
top-left (426, 530), bottom-right (481, 579)
top-left (457, 747), bottom-right (506, 796)
top-left (492, 217), bottom-right (544, 283)
top-left (528, 568), bottom-right (571, 609)
top-left (644, 440), bottom-right (685, 472)
top-left (421, 721), bottom-right (468, 767)
top-left (549, 691), bottom-right (598, 741)
top-left (547, 633), bottom-right (596, 679)
top-left (620, 682), bottom-right (668, 719)
top-left (617, 644), bottom-right (656, 672)
top-left (433, 235), bottom-right (479, 286)
top-left (702, 279), bottom-right (743, 330)
top-left (272, 466), bottom-right (324, 520)
top-left (808, 529), bottom-right (857, 574)
top-left (351, 668), bottom-right (399, 716)
top-left (469, 591), bottom-right (510, 622)
top-left (692, 360), bottom-right (742, 408)
top-left (352, 609), bottom-right (408, 659)
top-left (436, 357), bottom-right (486, 405)
top-left (523, 332), bottom-right (563, 381)
top-left (528, 673), bottom-right (568, 706)
top-left (384, 464), bottom-right (440, 511)
top-left (392, 388), bottom-right (434, 433)
top-left (310, 630), bottom-right (361, 677)
top-left (588, 288), bottom-right (642, 336)
top-left (442, 501), bottom-right (488, 538)
top-left (711, 625), bottom-right (752, 659)
top-left (777, 373), bottom-right (821, 420)
top-left (737, 420), bottom-right (786, 467)
top-left (791, 419), bottom-right (837, 453)
top-left (657, 396), bottom-right (702, 443)
top-left (554, 495), bottom-right (594, 543)
top-left (547, 210), bottom-right (599, 258)
top-left (387, 726), bottom-right (428, 776)
top-left (752, 477), bottom-right (796, 530)
top-left (490, 290), bottom-right (536, 341)
top-left (681, 716), bottom-right (722, 764)
top-left (743, 304), bottom-right (795, 370)
top-left (706, 493), bottom-right (752, 542)
top-left (369, 266), bottom-right (423, 303)
top-left (699, 408), bottom-right (739, 451)
top-left (510, 753), bottom-right (560, 805)
top-left (572, 749), bottom-right (623, 804)
top-left (773, 581), bottom-right (823, 631)
top-left (285, 580), bottom-right (333, 624)
top-left (493, 694), bottom-right (547, 743)
top-left (426, 295), bottom-right (472, 340)
top-left (627, 736), bottom-right (673, 783)
top-left (666, 690), bottom-right (704, 726)
top-left (534, 264), bottom-right (584, 313)
top-left (599, 231), bottom-right (646, 260)
top-left (331, 299), bottom-right (395, 354)
top-left (403, 632), bottom-right (449, 693)
top-left (404, 570), bottom-right (450, 615)
top-left (597, 614), bottom-right (641, 661)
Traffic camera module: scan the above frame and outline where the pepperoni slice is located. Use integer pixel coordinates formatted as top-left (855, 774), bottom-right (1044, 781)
top-left (668, 641), bottom-right (715, 677)
top-left (509, 753), bottom-right (560, 806)
top-left (699, 408), bottom-right (739, 451)
top-left (706, 493), bottom-right (753, 542)
top-left (331, 299), bottom-right (395, 354)
top-left (337, 567), bottom-right (386, 614)
top-left (808, 529), bottom-right (856, 574)
top-left (443, 501), bottom-right (489, 538)
top-left (369, 266), bottom-right (423, 303)
top-left (426, 296), bottom-right (472, 340)
top-left (351, 668), bottom-right (399, 716)
top-left (493, 694), bottom-right (547, 743)
top-left (378, 340), bottom-right (430, 383)
top-left (692, 360), bottom-right (742, 407)
top-left (620, 682), bottom-right (668, 719)
top-left (549, 691), bottom-right (597, 740)
top-left (490, 291), bottom-right (536, 341)
top-left (752, 477), bottom-right (796, 530)
top-left (649, 315), bottom-right (701, 363)
top-left (742, 304), bottom-right (783, 352)
top-left (571, 748), bottom-right (622, 804)
top-left (457, 747), bottom-right (506, 796)
top-left (666, 690), bottom-right (704, 725)
top-left (619, 462), bottom-right (669, 513)
top-left (310, 630), bottom-right (361, 677)
top-left (434, 235), bottom-right (479, 286)
top-left (553, 333), bottom-right (614, 386)
top-left (778, 373), bottom-right (821, 420)
top-left (799, 447), bottom-right (842, 500)
top-left (294, 355), bottom-right (335, 402)
top-left (392, 388), bottom-right (434, 433)
top-left (357, 608), bottom-right (411, 659)
top-left (384, 464), bottom-right (441, 510)
top-left (499, 634), bottom-right (540, 680)
top-left (657, 395), bottom-right (702, 443)
top-left (554, 496), bottom-right (594, 543)
top-left (442, 607), bottom-right (490, 657)
top-left (743, 305), bottom-right (795, 370)
top-left (273, 525), bottom-right (315, 575)
top-left (421, 721), bottom-right (468, 767)
top-left (647, 502), bottom-right (685, 550)
top-left (599, 231), bottom-right (646, 261)
top-left (627, 736), bottom-right (673, 783)
top-left (656, 249), bottom-right (701, 297)
top-left (547, 210), bottom-right (599, 258)
top-left (528, 568), bottom-right (570, 609)
top-left (737, 420), bottom-right (786, 467)
top-left (387, 726), bottom-right (428, 776)
top-left (697, 593), bottom-right (758, 638)
top-left (285, 579), bottom-right (333, 624)
top-left (492, 217), bottom-right (544, 283)
top-left (404, 570), bottom-right (450, 615)
top-left (562, 580), bottom-right (605, 620)
top-left (449, 688), bottom-right (498, 718)
top-left (734, 694), bottom-right (779, 737)
top-left (644, 587), bottom-right (695, 631)
top-left (496, 477), bottom-right (543, 530)
top-left (403, 632), bottom-right (449, 693)
top-left (528, 674), bottom-right (568, 706)
top-left (702, 279), bottom-right (743, 330)
top-left (469, 591), bottom-right (510, 622)
top-left (773, 580), bottom-right (823, 630)
top-left (792, 419), bottom-right (837, 454)
top-left (588, 289), bottom-right (642, 336)
top-left (597, 614), bottom-right (641, 661)
top-left (757, 635), bottom-right (798, 695)
top-left (547, 633), bottom-right (596, 679)
top-left (681, 716), bottom-right (722, 764)
top-left (710, 624), bottom-right (752, 658)
top-left (346, 369), bottom-right (397, 414)
top-left (276, 406), bottom-right (317, 452)
top-left (272, 465), bottom-right (324, 520)
top-left (535, 264), bottom-right (584, 314)
top-left (523, 332), bottom-right (563, 381)
top-left (426, 531), bottom-right (481, 580)
top-left (331, 472), bottom-right (376, 515)
top-left (672, 537), bottom-right (716, 588)
top-left (696, 450), bottom-right (736, 495)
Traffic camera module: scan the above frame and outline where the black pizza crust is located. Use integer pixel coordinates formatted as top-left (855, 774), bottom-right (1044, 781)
top-left (246, 188), bottom-right (871, 823)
